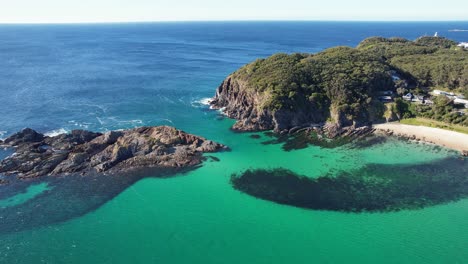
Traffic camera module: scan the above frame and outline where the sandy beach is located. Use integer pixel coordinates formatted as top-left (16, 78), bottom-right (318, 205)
top-left (374, 123), bottom-right (468, 153)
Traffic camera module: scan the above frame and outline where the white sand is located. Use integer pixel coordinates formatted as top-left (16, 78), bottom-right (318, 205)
top-left (374, 123), bottom-right (468, 152)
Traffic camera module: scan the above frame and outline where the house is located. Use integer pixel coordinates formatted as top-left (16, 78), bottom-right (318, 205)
top-left (402, 93), bottom-right (413, 101)
top-left (432, 90), bottom-right (456, 99)
top-left (412, 95), bottom-right (425, 102)
top-left (432, 90), bottom-right (454, 96)
top-left (454, 98), bottom-right (468, 108)
top-left (458, 42), bottom-right (468, 48)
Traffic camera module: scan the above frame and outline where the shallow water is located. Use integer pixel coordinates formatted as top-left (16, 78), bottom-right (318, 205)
top-left (0, 182), bottom-right (50, 208)
top-left (0, 22), bottom-right (468, 263)
top-left (1, 122), bottom-right (466, 263)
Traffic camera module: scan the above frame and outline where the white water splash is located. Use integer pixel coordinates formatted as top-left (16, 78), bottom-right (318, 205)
top-left (96, 117), bottom-right (104, 125)
top-left (68, 120), bottom-right (91, 129)
top-left (159, 118), bottom-right (174, 125)
top-left (0, 131), bottom-right (6, 140)
top-left (218, 107), bottom-right (228, 116)
top-left (118, 119), bottom-right (144, 126)
top-left (44, 128), bottom-right (68, 137)
top-left (191, 97), bottom-right (213, 108)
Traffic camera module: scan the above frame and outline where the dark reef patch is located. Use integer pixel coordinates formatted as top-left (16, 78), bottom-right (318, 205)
top-left (260, 130), bottom-right (401, 151)
top-left (261, 130), bottom-right (354, 151)
top-left (249, 134), bottom-right (262, 139)
top-left (0, 166), bottom-right (197, 235)
top-left (231, 157), bottom-right (468, 212)
top-left (347, 135), bottom-right (388, 149)
top-left (206, 155), bottom-right (221, 162)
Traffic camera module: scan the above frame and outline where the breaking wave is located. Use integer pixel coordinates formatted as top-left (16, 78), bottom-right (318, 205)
top-left (0, 131), bottom-right (6, 140)
top-left (44, 128), bottom-right (68, 137)
top-left (191, 97), bottom-right (213, 108)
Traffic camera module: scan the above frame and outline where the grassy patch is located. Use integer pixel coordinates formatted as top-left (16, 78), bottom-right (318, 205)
top-left (401, 118), bottom-right (468, 135)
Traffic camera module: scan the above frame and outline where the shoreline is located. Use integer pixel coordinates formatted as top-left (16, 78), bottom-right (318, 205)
top-left (374, 122), bottom-right (468, 154)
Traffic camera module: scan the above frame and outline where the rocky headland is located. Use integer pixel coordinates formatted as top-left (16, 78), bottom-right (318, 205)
top-left (211, 37), bottom-right (468, 137)
top-left (210, 36), bottom-right (467, 141)
top-left (210, 76), bottom-right (375, 139)
top-left (0, 126), bottom-right (226, 182)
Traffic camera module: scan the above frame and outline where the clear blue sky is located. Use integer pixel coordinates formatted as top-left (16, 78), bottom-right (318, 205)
top-left (1, 0), bottom-right (467, 23)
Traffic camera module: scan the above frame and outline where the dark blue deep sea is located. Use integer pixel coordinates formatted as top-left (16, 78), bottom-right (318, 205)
top-left (1, 22), bottom-right (468, 264)
top-left (1, 22), bottom-right (467, 138)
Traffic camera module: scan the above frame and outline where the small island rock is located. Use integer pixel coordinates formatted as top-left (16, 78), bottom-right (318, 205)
top-left (0, 126), bottom-right (226, 179)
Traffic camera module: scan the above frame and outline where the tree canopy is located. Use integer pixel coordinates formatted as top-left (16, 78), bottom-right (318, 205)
top-left (231, 36), bottom-right (467, 125)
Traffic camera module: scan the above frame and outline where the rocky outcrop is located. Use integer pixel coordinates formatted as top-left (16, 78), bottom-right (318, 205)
top-left (0, 126), bottom-right (226, 179)
top-left (210, 76), bottom-right (275, 131)
top-left (210, 76), bottom-right (327, 133)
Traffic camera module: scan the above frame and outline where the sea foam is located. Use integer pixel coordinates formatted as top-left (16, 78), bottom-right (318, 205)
top-left (191, 98), bottom-right (213, 108)
top-left (44, 128), bottom-right (68, 137)
top-left (0, 131), bottom-right (6, 140)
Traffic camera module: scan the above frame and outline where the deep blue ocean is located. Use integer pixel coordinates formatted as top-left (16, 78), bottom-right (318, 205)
top-left (1, 22), bottom-right (467, 139)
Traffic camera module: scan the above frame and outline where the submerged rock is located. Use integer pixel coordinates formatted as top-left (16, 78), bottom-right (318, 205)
top-left (0, 126), bottom-right (226, 179)
top-left (260, 126), bottom-right (375, 151)
top-left (231, 160), bottom-right (468, 212)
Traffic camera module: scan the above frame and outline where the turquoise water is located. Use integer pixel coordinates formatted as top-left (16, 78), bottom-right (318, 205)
top-left (1, 22), bottom-right (468, 263)
top-left (1, 119), bottom-right (467, 263)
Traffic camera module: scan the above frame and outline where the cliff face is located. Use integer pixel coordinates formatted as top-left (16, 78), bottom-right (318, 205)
top-left (0, 126), bottom-right (226, 180)
top-left (210, 76), bottom-right (328, 133)
top-left (210, 76), bottom-right (273, 131)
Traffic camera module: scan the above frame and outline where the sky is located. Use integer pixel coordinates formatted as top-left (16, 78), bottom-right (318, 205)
top-left (0, 0), bottom-right (467, 23)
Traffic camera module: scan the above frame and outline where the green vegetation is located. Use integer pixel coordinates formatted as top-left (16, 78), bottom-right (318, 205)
top-left (358, 36), bottom-right (467, 91)
top-left (400, 118), bottom-right (468, 134)
top-left (234, 47), bottom-right (394, 125)
top-left (232, 36), bottom-right (467, 126)
top-left (388, 96), bottom-right (468, 126)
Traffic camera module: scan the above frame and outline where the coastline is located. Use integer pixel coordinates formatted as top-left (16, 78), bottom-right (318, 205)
top-left (374, 122), bottom-right (468, 154)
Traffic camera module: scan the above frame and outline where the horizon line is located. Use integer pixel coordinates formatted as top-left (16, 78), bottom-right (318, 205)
top-left (1, 19), bottom-right (468, 25)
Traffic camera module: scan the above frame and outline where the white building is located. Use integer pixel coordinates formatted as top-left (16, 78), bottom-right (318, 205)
top-left (454, 98), bottom-right (468, 108)
top-left (432, 90), bottom-right (455, 96)
top-left (458, 42), bottom-right (468, 48)
top-left (431, 90), bottom-right (467, 108)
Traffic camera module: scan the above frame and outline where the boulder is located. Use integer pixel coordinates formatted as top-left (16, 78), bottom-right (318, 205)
top-left (3, 128), bottom-right (44, 145)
